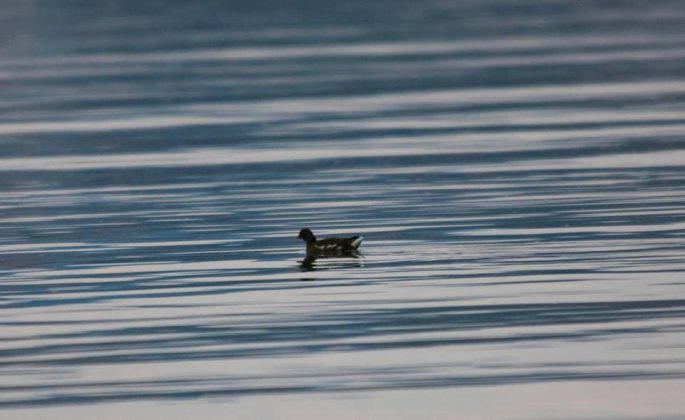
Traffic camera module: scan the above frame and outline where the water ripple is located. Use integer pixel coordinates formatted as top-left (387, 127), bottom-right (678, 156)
top-left (1, 0), bottom-right (684, 416)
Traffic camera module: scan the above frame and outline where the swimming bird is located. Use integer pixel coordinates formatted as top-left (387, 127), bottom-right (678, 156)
top-left (297, 228), bottom-right (363, 256)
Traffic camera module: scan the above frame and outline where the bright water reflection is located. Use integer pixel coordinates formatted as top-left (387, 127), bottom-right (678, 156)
top-left (1, 0), bottom-right (685, 418)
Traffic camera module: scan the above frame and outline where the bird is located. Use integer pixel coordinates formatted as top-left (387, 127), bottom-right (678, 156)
top-left (297, 228), bottom-right (364, 256)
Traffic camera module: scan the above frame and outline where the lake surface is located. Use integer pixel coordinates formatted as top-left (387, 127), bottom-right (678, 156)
top-left (1, 0), bottom-right (685, 418)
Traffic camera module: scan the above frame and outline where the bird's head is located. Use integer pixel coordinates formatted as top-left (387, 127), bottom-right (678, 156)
top-left (297, 228), bottom-right (316, 242)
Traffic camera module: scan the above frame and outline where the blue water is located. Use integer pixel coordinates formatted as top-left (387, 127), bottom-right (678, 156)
top-left (1, 0), bottom-right (685, 418)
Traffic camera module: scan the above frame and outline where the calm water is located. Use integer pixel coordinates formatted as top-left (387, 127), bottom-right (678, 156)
top-left (1, 0), bottom-right (685, 418)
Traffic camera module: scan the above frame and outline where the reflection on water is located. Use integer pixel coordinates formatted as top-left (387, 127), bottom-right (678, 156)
top-left (299, 254), bottom-right (365, 273)
top-left (1, 0), bottom-right (685, 418)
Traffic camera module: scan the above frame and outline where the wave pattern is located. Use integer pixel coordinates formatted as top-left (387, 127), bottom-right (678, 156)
top-left (1, 0), bottom-right (684, 416)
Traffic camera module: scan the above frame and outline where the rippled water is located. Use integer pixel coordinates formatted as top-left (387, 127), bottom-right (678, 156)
top-left (1, 0), bottom-right (685, 418)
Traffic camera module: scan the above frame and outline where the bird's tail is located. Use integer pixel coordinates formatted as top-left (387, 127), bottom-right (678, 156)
top-left (350, 236), bottom-right (364, 249)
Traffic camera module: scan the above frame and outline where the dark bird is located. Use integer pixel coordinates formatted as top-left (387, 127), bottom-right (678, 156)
top-left (297, 228), bottom-right (364, 256)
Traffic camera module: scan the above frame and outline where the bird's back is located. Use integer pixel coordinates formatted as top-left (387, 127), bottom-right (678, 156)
top-left (308, 236), bottom-right (363, 253)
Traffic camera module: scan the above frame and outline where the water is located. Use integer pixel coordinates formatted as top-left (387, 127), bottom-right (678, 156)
top-left (1, 0), bottom-right (685, 418)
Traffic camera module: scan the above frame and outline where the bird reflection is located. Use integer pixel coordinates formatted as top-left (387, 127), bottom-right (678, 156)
top-left (299, 252), bottom-right (364, 273)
